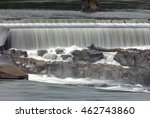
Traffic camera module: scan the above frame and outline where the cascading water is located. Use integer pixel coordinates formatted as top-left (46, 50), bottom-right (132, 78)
top-left (1, 21), bottom-right (150, 96)
top-left (3, 22), bottom-right (150, 50)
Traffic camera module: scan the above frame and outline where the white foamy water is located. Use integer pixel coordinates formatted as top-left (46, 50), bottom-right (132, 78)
top-left (94, 52), bottom-right (121, 66)
top-left (29, 74), bottom-right (111, 85)
top-left (27, 46), bottom-right (83, 61)
top-left (29, 74), bottom-right (150, 93)
top-left (95, 85), bottom-right (150, 93)
top-left (1, 23), bottom-right (150, 28)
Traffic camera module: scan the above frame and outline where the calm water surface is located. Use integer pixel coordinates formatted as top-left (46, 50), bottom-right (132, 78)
top-left (0, 80), bottom-right (150, 101)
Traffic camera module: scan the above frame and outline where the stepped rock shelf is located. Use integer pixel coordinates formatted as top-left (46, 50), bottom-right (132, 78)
top-left (1, 45), bottom-right (150, 86)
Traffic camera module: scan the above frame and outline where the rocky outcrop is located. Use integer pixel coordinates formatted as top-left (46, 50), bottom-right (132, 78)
top-left (71, 49), bottom-right (104, 62)
top-left (114, 49), bottom-right (150, 68)
top-left (8, 55), bottom-right (150, 86)
top-left (2, 48), bottom-right (150, 86)
top-left (88, 45), bottom-right (150, 68)
top-left (81, 0), bottom-right (99, 11)
top-left (0, 64), bottom-right (28, 80)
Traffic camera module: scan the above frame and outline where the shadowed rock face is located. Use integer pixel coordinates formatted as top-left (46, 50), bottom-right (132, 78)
top-left (71, 49), bottom-right (104, 62)
top-left (114, 49), bottom-right (150, 68)
top-left (0, 27), bottom-right (10, 51)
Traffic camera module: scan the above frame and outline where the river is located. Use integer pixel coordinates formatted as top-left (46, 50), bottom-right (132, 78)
top-left (0, 0), bottom-right (150, 101)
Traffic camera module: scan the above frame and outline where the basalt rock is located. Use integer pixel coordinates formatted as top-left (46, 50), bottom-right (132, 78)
top-left (71, 49), bottom-right (103, 62)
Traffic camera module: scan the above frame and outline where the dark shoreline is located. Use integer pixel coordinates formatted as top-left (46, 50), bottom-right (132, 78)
top-left (0, 1), bottom-right (149, 10)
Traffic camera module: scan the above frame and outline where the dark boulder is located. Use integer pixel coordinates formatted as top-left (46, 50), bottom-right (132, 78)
top-left (55, 48), bottom-right (64, 54)
top-left (37, 50), bottom-right (48, 57)
top-left (71, 49), bottom-right (104, 62)
top-left (61, 54), bottom-right (72, 60)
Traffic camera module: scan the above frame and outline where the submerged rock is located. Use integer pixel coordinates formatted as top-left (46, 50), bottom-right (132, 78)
top-left (37, 50), bottom-right (48, 57)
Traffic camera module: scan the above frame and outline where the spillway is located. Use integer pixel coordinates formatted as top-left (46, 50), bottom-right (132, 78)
top-left (1, 22), bottom-right (150, 50)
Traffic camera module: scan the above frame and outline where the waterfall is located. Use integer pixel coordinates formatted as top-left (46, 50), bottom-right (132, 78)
top-left (5, 23), bottom-right (150, 50)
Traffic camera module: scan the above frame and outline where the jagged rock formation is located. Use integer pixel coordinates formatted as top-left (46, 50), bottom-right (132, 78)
top-left (71, 49), bottom-right (104, 62)
top-left (114, 49), bottom-right (150, 68)
top-left (81, 0), bottom-right (99, 11)
top-left (1, 48), bottom-right (150, 86)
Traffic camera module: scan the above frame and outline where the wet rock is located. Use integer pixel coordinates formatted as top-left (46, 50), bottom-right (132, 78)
top-left (61, 54), bottom-right (72, 60)
top-left (71, 49), bottom-right (104, 62)
top-left (0, 64), bottom-right (28, 80)
top-left (55, 48), bottom-right (64, 54)
top-left (11, 49), bottom-right (28, 57)
top-left (2, 48), bottom-right (150, 86)
top-left (114, 49), bottom-right (150, 68)
top-left (37, 50), bottom-right (48, 57)
top-left (1, 49), bottom-right (27, 58)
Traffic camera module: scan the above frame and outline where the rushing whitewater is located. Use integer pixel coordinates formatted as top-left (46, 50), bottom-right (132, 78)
top-left (4, 23), bottom-right (150, 50)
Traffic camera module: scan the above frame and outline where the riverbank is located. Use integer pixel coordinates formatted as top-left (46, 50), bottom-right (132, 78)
top-left (0, 0), bottom-right (149, 10)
